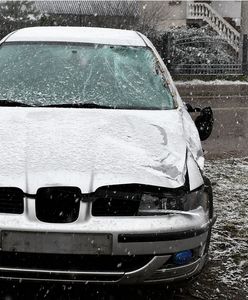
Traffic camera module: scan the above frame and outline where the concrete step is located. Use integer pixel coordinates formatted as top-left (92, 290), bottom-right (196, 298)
top-left (176, 83), bottom-right (248, 97)
top-left (181, 96), bottom-right (248, 109)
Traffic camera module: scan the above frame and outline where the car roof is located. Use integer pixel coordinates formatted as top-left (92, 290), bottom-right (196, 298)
top-left (4, 26), bottom-right (147, 47)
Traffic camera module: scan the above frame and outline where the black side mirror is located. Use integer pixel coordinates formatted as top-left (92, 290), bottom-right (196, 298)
top-left (186, 104), bottom-right (214, 141)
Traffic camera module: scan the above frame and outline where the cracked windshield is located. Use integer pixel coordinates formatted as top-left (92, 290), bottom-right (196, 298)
top-left (0, 43), bottom-right (174, 109)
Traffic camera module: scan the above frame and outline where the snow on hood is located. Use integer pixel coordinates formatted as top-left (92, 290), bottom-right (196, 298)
top-left (0, 107), bottom-right (202, 194)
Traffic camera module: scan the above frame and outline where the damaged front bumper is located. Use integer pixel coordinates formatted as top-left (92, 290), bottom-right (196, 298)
top-left (0, 203), bottom-right (216, 284)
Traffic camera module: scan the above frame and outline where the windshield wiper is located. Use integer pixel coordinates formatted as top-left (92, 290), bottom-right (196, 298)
top-left (0, 100), bottom-right (32, 107)
top-left (41, 103), bottom-right (115, 109)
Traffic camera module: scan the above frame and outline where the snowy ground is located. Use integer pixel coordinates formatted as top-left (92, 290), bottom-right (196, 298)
top-left (189, 157), bottom-right (248, 300)
top-left (0, 158), bottom-right (247, 299)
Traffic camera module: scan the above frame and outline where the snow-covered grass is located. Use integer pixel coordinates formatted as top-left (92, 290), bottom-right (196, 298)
top-left (191, 157), bottom-right (248, 300)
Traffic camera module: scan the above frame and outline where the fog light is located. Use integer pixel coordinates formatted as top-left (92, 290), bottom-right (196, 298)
top-left (173, 250), bottom-right (193, 266)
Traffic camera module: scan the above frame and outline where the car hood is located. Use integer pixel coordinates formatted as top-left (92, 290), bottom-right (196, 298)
top-left (0, 107), bottom-right (203, 194)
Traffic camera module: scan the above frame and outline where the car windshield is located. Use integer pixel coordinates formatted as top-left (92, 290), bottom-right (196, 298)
top-left (0, 42), bottom-right (175, 110)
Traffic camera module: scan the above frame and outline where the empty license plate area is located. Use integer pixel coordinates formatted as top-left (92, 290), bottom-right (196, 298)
top-left (1, 231), bottom-right (112, 255)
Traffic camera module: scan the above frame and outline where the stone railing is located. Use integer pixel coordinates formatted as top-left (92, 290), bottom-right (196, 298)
top-left (187, 2), bottom-right (240, 52)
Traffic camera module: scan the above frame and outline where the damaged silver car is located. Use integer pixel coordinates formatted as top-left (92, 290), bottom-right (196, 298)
top-left (0, 27), bottom-right (216, 284)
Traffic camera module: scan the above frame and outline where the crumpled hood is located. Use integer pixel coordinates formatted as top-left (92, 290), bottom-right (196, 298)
top-left (0, 107), bottom-right (203, 194)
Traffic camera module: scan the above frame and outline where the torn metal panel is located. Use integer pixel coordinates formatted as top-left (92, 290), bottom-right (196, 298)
top-left (186, 151), bottom-right (204, 191)
top-left (181, 107), bottom-right (205, 171)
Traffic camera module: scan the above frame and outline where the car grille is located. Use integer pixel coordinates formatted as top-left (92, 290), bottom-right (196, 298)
top-left (91, 185), bottom-right (141, 216)
top-left (0, 184), bottom-right (179, 219)
top-left (0, 188), bottom-right (24, 214)
top-left (35, 187), bottom-right (81, 223)
top-left (0, 252), bottom-right (153, 273)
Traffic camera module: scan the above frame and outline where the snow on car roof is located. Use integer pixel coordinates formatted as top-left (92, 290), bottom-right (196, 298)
top-left (5, 26), bottom-right (146, 46)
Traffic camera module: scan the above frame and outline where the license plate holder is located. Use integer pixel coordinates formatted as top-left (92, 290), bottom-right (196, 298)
top-left (1, 231), bottom-right (112, 255)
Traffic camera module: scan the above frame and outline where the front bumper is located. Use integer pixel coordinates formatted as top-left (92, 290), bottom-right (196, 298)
top-left (0, 253), bottom-right (208, 284)
top-left (0, 202), bottom-right (216, 284)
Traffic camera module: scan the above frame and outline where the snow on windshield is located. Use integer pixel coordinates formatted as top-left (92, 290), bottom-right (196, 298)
top-left (0, 43), bottom-right (174, 109)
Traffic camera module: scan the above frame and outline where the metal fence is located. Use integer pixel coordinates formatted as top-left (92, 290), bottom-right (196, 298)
top-left (164, 32), bottom-right (247, 76)
top-left (170, 63), bottom-right (242, 76)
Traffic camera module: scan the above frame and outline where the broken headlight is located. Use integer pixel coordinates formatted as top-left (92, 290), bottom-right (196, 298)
top-left (138, 187), bottom-right (209, 216)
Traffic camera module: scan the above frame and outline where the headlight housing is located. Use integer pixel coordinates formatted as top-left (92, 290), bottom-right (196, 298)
top-left (138, 186), bottom-right (210, 216)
